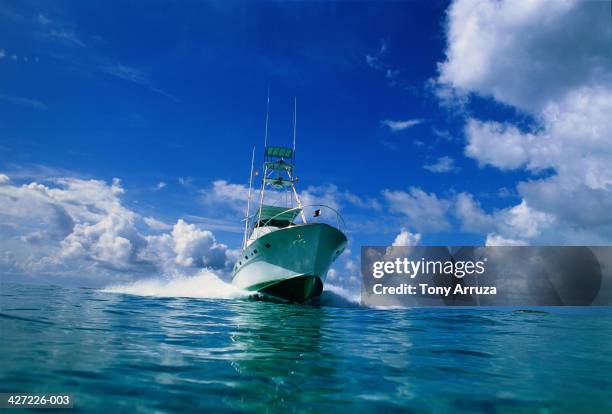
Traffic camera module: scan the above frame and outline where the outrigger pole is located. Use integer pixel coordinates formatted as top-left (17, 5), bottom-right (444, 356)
top-left (264, 87), bottom-right (270, 148)
top-left (290, 96), bottom-right (307, 224)
top-left (243, 146), bottom-right (256, 249)
top-left (292, 96), bottom-right (297, 152)
top-left (256, 89), bottom-right (270, 228)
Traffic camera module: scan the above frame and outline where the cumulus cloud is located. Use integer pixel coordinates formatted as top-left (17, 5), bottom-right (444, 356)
top-left (455, 192), bottom-right (554, 241)
top-left (0, 175), bottom-right (233, 285)
top-left (436, 0), bottom-right (612, 244)
top-left (383, 187), bottom-right (451, 232)
top-left (381, 119), bottom-right (423, 132)
top-left (423, 156), bottom-right (457, 173)
top-left (392, 229), bottom-right (422, 246)
top-left (170, 219), bottom-right (227, 268)
top-left (438, 0), bottom-right (610, 113)
top-left (200, 179), bottom-right (250, 213)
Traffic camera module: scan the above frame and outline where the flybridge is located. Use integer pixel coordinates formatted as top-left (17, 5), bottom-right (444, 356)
top-left (263, 146), bottom-right (296, 188)
top-left (264, 147), bottom-right (294, 172)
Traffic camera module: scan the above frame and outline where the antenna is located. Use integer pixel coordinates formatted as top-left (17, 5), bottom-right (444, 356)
top-left (289, 97), bottom-right (306, 223)
top-left (292, 96), bottom-right (297, 152)
top-left (264, 87), bottom-right (270, 148)
top-left (243, 146), bottom-right (256, 249)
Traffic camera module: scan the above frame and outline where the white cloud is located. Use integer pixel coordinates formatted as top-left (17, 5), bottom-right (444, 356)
top-left (383, 187), bottom-right (451, 232)
top-left (423, 156), bottom-right (457, 173)
top-left (0, 175), bottom-right (233, 285)
top-left (143, 216), bottom-right (172, 231)
top-left (60, 209), bottom-right (139, 270)
top-left (438, 0), bottom-right (610, 113)
top-left (154, 181), bottom-right (167, 190)
top-left (436, 0), bottom-right (612, 244)
top-left (170, 219), bottom-right (227, 268)
top-left (466, 88), bottom-right (612, 184)
top-left (299, 184), bottom-right (342, 211)
top-left (342, 191), bottom-right (381, 211)
top-left (392, 229), bottom-right (422, 246)
top-left (455, 192), bottom-right (555, 242)
top-left (485, 234), bottom-right (525, 246)
top-left (455, 192), bottom-right (494, 233)
top-left (0, 174), bottom-right (9, 185)
top-left (0, 49), bottom-right (5, 59)
top-left (497, 200), bottom-right (554, 239)
top-left (200, 179), bottom-right (250, 213)
top-left (381, 119), bottom-right (423, 132)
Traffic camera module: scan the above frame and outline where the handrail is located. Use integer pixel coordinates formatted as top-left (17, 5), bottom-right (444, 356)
top-left (250, 204), bottom-right (346, 231)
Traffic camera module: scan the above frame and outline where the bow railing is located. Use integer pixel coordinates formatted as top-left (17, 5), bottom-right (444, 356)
top-left (251, 204), bottom-right (346, 231)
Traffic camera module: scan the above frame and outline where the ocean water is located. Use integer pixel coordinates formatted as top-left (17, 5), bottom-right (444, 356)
top-left (1, 281), bottom-right (612, 413)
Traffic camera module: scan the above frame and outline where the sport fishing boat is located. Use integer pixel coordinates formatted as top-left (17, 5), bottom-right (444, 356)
top-left (231, 98), bottom-right (347, 302)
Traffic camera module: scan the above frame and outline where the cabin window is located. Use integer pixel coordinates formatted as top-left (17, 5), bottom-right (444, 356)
top-left (265, 243), bottom-right (271, 248)
top-left (257, 219), bottom-right (291, 228)
top-left (253, 249), bottom-right (258, 254)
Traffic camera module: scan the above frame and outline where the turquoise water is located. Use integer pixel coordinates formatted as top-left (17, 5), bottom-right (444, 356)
top-left (1, 283), bottom-right (612, 413)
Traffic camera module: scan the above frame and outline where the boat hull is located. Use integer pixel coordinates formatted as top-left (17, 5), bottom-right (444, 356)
top-left (232, 223), bottom-right (347, 302)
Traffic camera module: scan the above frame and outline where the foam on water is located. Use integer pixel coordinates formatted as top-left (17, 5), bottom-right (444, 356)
top-left (103, 270), bottom-right (251, 299)
top-left (318, 283), bottom-right (362, 307)
top-left (103, 270), bottom-right (362, 306)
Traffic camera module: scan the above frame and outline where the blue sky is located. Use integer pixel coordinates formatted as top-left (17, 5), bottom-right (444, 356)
top-left (1, 1), bottom-right (610, 288)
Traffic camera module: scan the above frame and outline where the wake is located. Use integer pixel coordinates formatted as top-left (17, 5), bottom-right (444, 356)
top-left (103, 270), bottom-right (362, 307)
top-left (103, 270), bottom-right (250, 300)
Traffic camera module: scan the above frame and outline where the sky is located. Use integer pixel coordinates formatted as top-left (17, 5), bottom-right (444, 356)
top-left (0, 0), bottom-right (610, 290)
